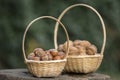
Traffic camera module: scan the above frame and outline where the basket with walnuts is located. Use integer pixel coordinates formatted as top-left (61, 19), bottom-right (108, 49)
top-left (28, 48), bottom-right (65, 61)
top-left (54, 4), bottom-right (106, 73)
top-left (22, 16), bottom-right (69, 77)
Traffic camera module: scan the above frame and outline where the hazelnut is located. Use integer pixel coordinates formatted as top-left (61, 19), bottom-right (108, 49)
top-left (58, 52), bottom-right (65, 59)
top-left (49, 49), bottom-right (58, 57)
top-left (53, 56), bottom-right (61, 60)
top-left (76, 46), bottom-right (86, 55)
top-left (69, 46), bottom-right (79, 55)
top-left (32, 56), bottom-right (40, 61)
top-left (33, 48), bottom-right (45, 57)
top-left (86, 45), bottom-right (97, 55)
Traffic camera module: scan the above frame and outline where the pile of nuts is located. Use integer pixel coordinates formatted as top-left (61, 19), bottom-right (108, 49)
top-left (27, 48), bottom-right (65, 61)
top-left (27, 40), bottom-right (97, 61)
top-left (58, 40), bottom-right (97, 55)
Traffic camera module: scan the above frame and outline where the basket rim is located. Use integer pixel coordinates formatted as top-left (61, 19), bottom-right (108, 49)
top-left (25, 59), bottom-right (66, 63)
top-left (67, 54), bottom-right (103, 58)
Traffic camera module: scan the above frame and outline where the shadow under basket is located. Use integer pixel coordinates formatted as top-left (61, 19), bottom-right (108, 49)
top-left (26, 59), bottom-right (66, 77)
top-left (64, 54), bottom-right (103, 73)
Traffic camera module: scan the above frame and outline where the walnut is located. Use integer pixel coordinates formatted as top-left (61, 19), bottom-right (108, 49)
top-left (69, 46), bottom-right (79, 55)
top-left (27, 53), bottom-right (35, 60)
top-left (29, 52), bottom-right (35, 57)
top-left (49, 49), bottom-right (58, 57)
top-left (53, 56), bottom-right (61, 60)
top-left (41, 54), bottom-right (49, 61)
top-left (73, 40), bottom-right (82, 46)
top-left (58, 52), bottom-right (65, 59)
top-left (58, 44), bottom-right (64, 52)
top-left (46, 50), bottom-right (53, 60)
top-left (28, 55), bottom-right (34, 60)
top-left (86, 45), bottom-right (97, 55)
top-left (76, 46), bottom-right (86, 55)
top-left (33, 48), bottom-right (45, 57)
top-left (63, 40), bottom-right (73, 52)
top-left (32, 56), bottom-right (40, 61)
top-left (79, 40), bottom-right (91, 47)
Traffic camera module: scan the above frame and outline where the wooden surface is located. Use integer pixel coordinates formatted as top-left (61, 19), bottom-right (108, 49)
top-left (0, 69), bottom-right (111, 80)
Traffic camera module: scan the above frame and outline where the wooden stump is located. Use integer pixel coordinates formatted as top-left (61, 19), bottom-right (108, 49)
top-left (0, 69), bottom-right (111, 80)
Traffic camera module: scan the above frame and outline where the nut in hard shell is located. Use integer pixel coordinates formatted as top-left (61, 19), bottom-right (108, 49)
top-left (76, 46), bottom-right (86, 55)
top-left (58, 52), bottom-right (65, 59)
top-left (32, 56), bottom-right (40, 61)
top-left (79, 40), bottom-right (91, 47)
top-left (58, 44), bottom-right (64, 52)
top-left (46, 50), bottom-right (53, 60)
top-left (34, 48), bottom-right (45, 57)
top-left (86, 45), bottom-right (97, 55)
top-left (69, 46), bottom-right (79, 55)
top-left (73, 40), bottom-right (82, 46)
top-left (53, 56), bottom-right (61, 60)
top-left (63, 40), bottom-right (73, 52)
top-left (49, 49), bottom-right (58, 57)
top-left (27, 53), bottom-right (35, 60)
top-left (28, 55), bottom-right (34, 60)
top-left (29, 52), bottom-right (35, 57)
top-left (41, 54), bottom-right (49, 61)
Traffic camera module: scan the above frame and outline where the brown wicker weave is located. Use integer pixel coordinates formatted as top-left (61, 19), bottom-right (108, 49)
top-left (54, 4), bottom-right (106, 73)
top-left (22, 16), bottom-right (69, 77)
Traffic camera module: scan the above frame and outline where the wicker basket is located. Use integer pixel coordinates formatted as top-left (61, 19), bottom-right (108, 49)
top-left (54, 4), bottom-right (106, 73)
top-left (22, 16), bottom-right (69, 77)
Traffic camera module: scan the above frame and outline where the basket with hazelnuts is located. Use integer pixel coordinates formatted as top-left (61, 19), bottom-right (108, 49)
top-left (22, 16), bottom-right (69, 77)
top-left (54, 4), bottom-right (106, 73)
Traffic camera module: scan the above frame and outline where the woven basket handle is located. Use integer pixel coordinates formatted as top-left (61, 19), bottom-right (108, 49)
top-left (54, 3), bottom-right (106, 55)
top-left (22, 16), bottom-right (69, 61)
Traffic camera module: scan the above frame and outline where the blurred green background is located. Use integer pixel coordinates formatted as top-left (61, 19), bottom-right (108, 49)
top-left (0, 0), bottom-right (120, 79)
